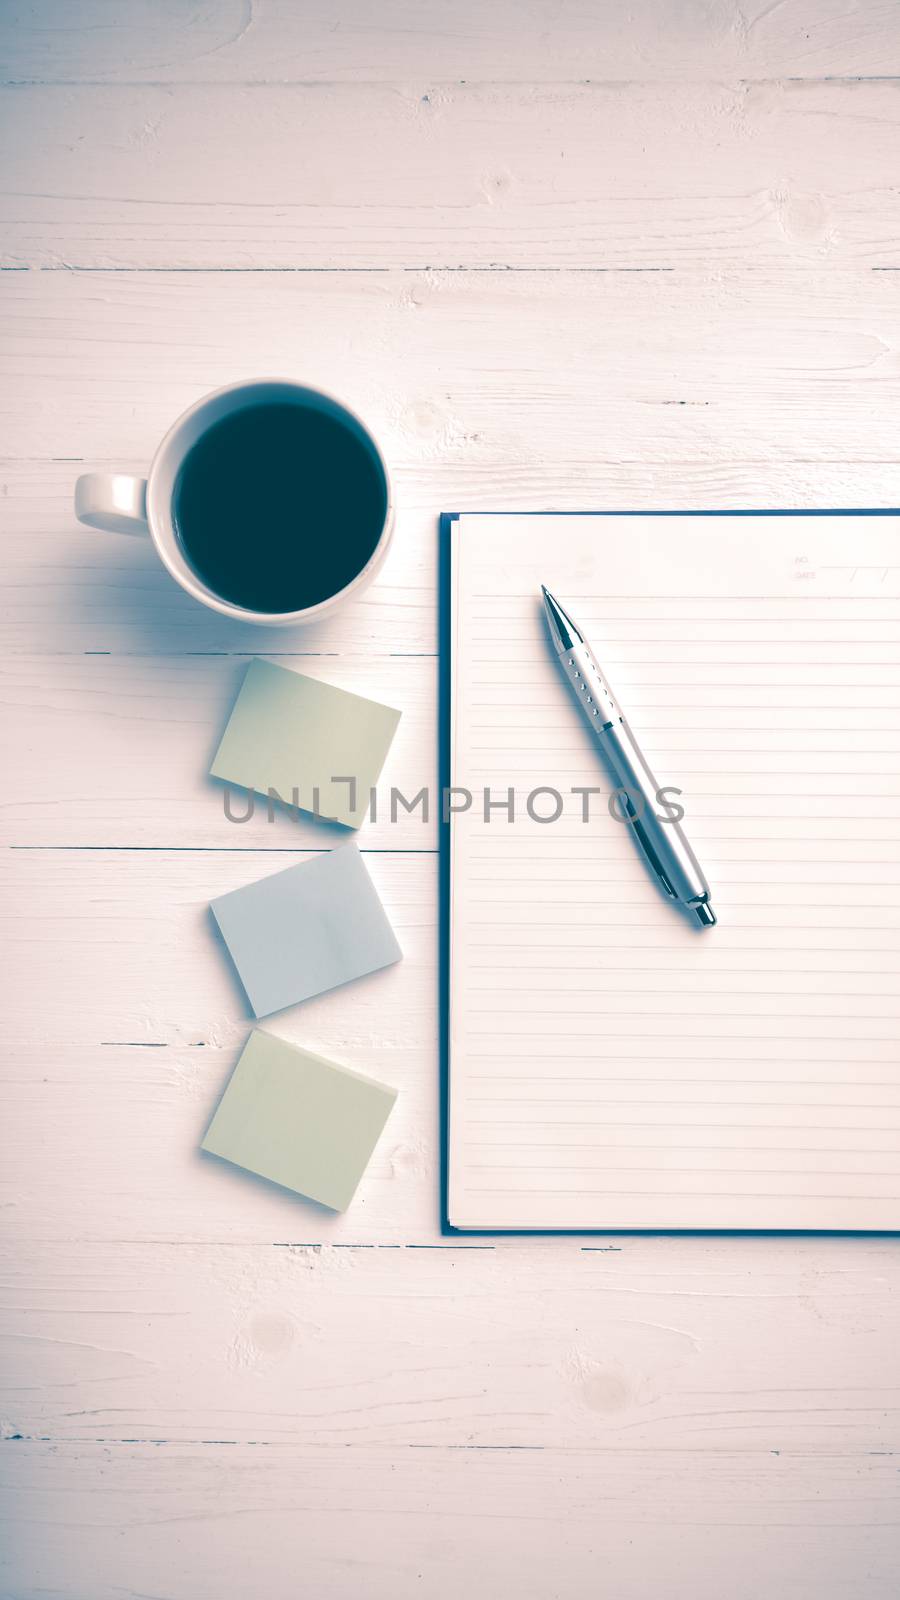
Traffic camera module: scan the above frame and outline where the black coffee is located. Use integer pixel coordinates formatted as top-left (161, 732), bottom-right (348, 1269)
top-left (172, 400), bottom-right (387, 614)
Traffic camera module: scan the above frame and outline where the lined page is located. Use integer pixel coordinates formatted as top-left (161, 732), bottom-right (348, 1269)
top-left (448, 513), bottom-right (900, 1230)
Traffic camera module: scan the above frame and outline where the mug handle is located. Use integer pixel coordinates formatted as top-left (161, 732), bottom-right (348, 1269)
top-left (74, 473), bottom-right (149, 536)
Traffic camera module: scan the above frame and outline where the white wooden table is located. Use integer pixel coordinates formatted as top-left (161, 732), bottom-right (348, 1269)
top-left (3, 5), bottom-right (900, 1596)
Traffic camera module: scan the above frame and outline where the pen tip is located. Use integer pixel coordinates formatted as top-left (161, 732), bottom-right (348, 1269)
top-left (694, 902), bottom-right (717, 928)
top-left (541, 586), bottom-right (581, 651)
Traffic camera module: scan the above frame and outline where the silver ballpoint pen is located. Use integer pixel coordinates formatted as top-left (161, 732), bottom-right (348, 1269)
top-left (541, 586), bottom-right (716, 928)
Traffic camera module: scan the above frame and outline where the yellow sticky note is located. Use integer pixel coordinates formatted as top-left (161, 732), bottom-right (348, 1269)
top-left (202, 1030), bottom-right (397, 1212)
top-left (210, 659), bottom-right (401, 828)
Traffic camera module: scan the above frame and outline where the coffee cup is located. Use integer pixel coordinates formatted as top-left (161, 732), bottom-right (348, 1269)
top-left (74, 379), bottom-right (394, 625)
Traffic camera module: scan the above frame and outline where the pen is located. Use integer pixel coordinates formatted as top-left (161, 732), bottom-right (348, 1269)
top-left (541, 585), bottom-right (716, 928)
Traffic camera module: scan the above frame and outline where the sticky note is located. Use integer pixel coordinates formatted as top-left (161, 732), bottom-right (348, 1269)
top-left (210, 658), bottom-right (401, 828)
top-left (210, 842), bottom-right (402, 1018)
top-left (202, 1030), bottom-right (397, 1211)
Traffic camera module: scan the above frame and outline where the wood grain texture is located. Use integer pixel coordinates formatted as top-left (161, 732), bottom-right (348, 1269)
top-left (3, 1237), bottom-right (898, 1445)
top-left (4, 1444), bottom-right (897, 1600)
top-left (4, 0), bottom-right (899, 83)
top-left (3, 80), bottom-right (900, 268)
top-left (3, 0), bottom-right (900, 1594)
top-left (2, 271), bottom-right (899, 465)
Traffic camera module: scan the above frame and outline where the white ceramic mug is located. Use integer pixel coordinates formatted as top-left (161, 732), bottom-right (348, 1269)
top-left (74, 378), bottom-right (394, 625)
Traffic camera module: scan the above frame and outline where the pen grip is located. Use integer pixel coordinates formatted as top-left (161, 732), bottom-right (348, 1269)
top-left (562, 641), bottom-right (621, 729)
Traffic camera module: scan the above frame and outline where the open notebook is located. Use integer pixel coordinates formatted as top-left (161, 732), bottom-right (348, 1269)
top-left (442, 512), bottom-right (900, 1232)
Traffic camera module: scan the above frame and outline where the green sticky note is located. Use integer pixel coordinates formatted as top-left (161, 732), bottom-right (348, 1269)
top-left (210, 658), bottom-right (401, 829)
top-left (202, 1030), bottom-right (398, 1212)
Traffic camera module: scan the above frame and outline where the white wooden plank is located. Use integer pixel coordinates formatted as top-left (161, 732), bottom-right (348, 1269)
top-left (4, 1442), bottom-right (898, 1600)
top-left (2, 1238), bottom-right (899, 1449)
top-left (3, 80), bottom-right (900, 268)
top-left (3, 271), bottom-right (900, 466)
top-left (4, 0), bottom-right (898, 84)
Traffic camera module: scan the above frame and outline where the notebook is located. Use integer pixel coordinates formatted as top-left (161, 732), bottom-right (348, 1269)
top-left (441, 511), bottom-right (900, 1233)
